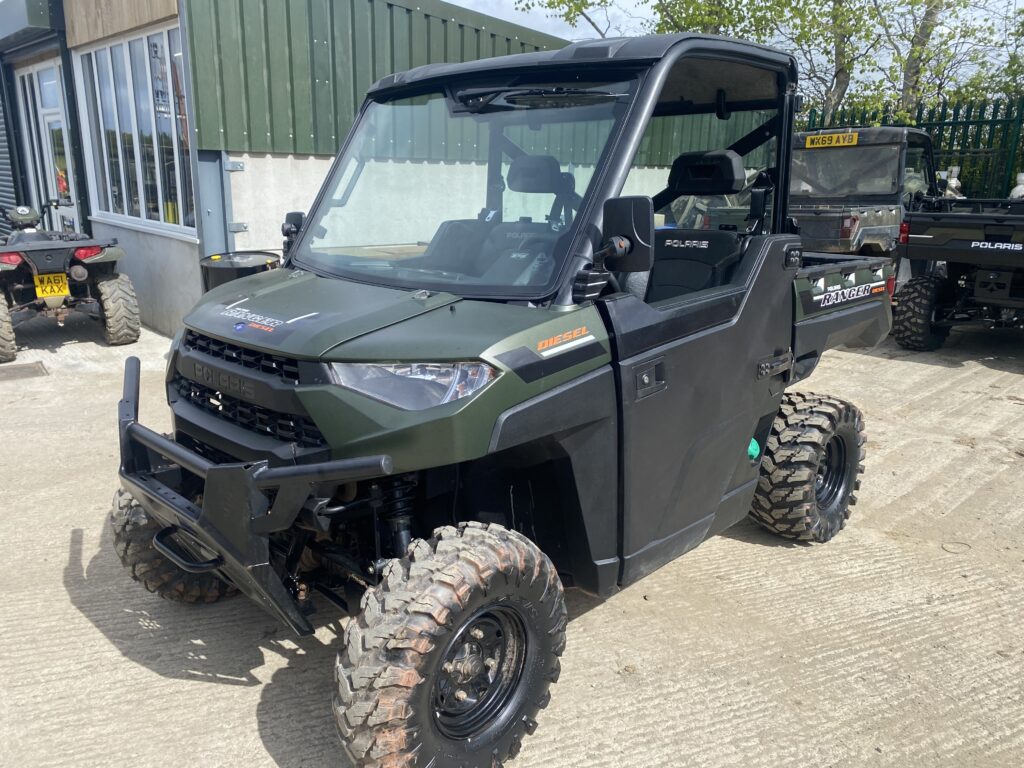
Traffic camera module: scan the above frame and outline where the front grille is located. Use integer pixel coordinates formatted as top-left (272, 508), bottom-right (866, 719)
top-left (173, 375), bottom-right (325, 447)
top-left (176, 432), bottom-right (240, 465)
top-left (184, 330), bottom-right (301, 384)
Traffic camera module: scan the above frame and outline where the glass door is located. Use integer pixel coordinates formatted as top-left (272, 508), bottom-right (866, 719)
top-left (15, 60), bottom-right (81, 232)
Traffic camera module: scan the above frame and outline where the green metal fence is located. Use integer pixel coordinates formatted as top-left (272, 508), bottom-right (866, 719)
top-left (805, 99), bottom-right (1024, 198)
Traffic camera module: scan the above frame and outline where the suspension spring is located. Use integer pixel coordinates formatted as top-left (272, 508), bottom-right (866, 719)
top-left (378, 474), bottom-right (417, 557)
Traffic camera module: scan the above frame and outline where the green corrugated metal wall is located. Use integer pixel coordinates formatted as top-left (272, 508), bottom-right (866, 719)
top-left (183, 0), bottom-right (567, 156)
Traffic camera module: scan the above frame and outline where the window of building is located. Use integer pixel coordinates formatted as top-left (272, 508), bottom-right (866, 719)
top-left (74, 24), bottom-right (195, 231)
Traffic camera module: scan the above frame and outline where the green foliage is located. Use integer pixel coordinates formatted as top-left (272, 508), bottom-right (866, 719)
top-left (521, 0), bottom-right (1017, 117)
top-left (514, 0), bottom-right (617, 37)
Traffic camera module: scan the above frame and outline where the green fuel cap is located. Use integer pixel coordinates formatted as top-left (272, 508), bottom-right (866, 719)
top-left (748, 438), bottom-right (761, 462)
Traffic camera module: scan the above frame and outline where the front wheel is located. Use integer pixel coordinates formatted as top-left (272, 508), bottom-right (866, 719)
top-left (110, 488), bottom-right (237, 603)
top-left (334, 522), bottom-right (567, 768)
top-left (893, 275), bottom-right (950, 351)
top-left (749, 393), bottom-right (865, 543)
top-left (95, 273), bottom-right (141, 346)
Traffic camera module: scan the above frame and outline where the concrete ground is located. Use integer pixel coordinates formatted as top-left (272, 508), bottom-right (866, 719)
top-left (1, 314), bottom-right (1022, 768)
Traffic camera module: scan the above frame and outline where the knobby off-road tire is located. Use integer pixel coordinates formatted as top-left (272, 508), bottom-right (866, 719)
top-left (110, 488), bottom-right (237, 603)
top-left (749, 392), bottom-right (865, 543)
top-left (96, 273), bottom-right (141, 346)
top-left (893, 275), bottom-right (950, 351)
top-left (334, 522), bottom-right (567, 768)
top-left (0, 298), bottom-right (16, 363)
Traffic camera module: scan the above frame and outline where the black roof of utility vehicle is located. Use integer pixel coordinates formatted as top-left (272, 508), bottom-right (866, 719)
top-left (368, 33), bottom-right (799, 96)
top-left (794, 126), bottom-right (931, 148)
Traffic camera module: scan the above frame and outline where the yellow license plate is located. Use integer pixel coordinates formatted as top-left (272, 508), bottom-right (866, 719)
top-left (805, 132), bottom-right (859, 148)
top-left (34, 272), bottom-right (70, 298)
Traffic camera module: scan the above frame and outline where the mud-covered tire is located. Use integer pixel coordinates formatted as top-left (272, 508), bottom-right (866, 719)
top-left (96, 273), bottom-right (140, 346)
top-left (334, 522), bottom-right (567, 768)
top-left (749, 392), bottom-right (865, 543)
top-left (893, 275), bottom-right (950, 351)
top-left (109, 488), bottom-right (237, 603)
top-left (0, 298), bottom-right (15, 363)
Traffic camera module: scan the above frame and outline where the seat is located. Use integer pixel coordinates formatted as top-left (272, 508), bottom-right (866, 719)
top-left (470, 154), bottom-right (572, 281)
top-left (474, 221), bottom-right (557, 281)
top-left (627, 150), bottom-right (749, 302)
top-left (420, 219), bottom-right (496, 273)
top-left (644, 229), bottom-right (743, 302)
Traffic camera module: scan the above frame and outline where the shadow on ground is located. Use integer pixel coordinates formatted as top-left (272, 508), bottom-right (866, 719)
top-left (10, 313), bottom-right (107, 356)
top-left (64, 514), bottom-right (609, 766)
top-left (843, 330), bottom-right (1024, 375)
top-left (717, 517), bottom-right (805, 548)
top-left (64, 518), bottom-right (356, 766)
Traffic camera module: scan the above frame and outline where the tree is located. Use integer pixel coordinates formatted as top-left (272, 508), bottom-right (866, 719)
top-left (513, 0), bottom-right (617, 37)
top-left (860, 0), bottom-right (1004, 117)
top-left (513, 0), bottom-right (1014, 118)
top-left (652, 0), bottom-right (881, 122)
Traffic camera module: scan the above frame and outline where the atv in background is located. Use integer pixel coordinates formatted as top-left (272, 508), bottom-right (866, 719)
top-left (894, 196), bottom-right (1024, 350)
top-left (0, 204), bottom-right (140, 362)
top-left (789, 127), bottom-right (938, 271)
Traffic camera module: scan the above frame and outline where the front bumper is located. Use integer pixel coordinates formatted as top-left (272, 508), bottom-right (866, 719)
top-left (117, 356), bottom-right (392, 635)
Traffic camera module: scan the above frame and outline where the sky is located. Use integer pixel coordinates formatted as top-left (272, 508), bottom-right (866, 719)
top-left (451, 1), bottom-right (649, 41)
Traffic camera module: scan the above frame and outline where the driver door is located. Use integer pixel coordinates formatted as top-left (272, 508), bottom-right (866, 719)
top-left (603, 67), bottom-right (797, 584)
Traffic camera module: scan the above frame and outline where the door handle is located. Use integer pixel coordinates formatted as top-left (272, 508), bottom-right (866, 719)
top-left (633, 357), bottom-right (666, 400)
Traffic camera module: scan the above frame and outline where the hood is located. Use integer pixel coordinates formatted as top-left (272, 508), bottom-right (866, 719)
top-left (184, 268), bottom-right (459, 357)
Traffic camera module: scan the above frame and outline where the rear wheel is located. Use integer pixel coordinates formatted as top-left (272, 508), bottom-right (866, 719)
top-left (96, 273), bottom-right (141, 346)
top-left (110, 488), bottom-right (237, 603)
top-left (0, 298), bottom-right (15, 363)
top-left (893, 275), bottom-right (950, 351)
top-left (334, 522), bottom-right (567, 768)
top-left (749, 393), bottom-right (865, 543)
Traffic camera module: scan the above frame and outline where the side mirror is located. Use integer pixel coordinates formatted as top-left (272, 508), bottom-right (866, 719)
top-left (602, 196), bottom-right (654, 273)
top-left (281, 211), bottom-right (305, 254)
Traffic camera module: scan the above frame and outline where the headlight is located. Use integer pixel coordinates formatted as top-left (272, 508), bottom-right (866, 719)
top-left (330, 362), bottom-right (497, 410)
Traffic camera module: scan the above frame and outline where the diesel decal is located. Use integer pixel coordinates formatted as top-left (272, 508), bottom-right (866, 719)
top-left (664, 239), bottom-right (709, 249)
top-left (813, 281), bottom-right (886, 308)
top-left (192, 362), bottom-right (256, 399)
top-left (537, 326), bottom-right (594, 357)
top-left (970, 241), bottom-right (1023, 251)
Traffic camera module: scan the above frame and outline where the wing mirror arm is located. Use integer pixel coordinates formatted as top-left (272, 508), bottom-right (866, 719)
top-left (572, 197), bottom-right (655, 304)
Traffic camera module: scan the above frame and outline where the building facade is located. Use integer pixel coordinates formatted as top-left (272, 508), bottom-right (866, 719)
top-left (0, 0), bottom-right (564, 335)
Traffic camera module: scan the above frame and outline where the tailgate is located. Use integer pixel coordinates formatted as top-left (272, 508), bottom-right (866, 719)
top-left (901, 206), bottom-right (1024, 267)
top-left (791, 206), bottom-right (846, 241)
top-left (790, 253), bottom-right (894, 382)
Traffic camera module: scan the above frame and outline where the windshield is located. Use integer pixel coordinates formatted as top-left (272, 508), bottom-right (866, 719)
top-left (790, 144), bottom-right (902, 199)
top-left (292, 77), bottom-right (638, 297)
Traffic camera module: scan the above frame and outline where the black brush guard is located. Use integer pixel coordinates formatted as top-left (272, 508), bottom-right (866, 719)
top-left (117, 356), bottom-right (392, 635)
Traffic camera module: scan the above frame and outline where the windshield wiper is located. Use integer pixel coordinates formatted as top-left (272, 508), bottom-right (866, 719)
top-left (453, 86), bottom-right (625, 112)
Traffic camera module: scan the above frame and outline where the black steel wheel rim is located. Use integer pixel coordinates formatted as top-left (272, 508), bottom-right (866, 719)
top-left (815, 434), bottom-right (849, 509)
top-left (432, 605), bottom-right (528, 740)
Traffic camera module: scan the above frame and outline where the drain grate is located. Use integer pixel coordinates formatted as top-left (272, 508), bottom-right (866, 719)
top-left (0, 361), bottom-right (49, 381)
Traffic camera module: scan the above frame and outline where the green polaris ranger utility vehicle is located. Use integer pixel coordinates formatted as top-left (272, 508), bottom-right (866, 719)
top-left (112, 34), bottom-right (893, 767)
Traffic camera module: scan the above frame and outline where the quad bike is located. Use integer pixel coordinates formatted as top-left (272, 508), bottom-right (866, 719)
top-left (0, 203), bottom-right (140, 362)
